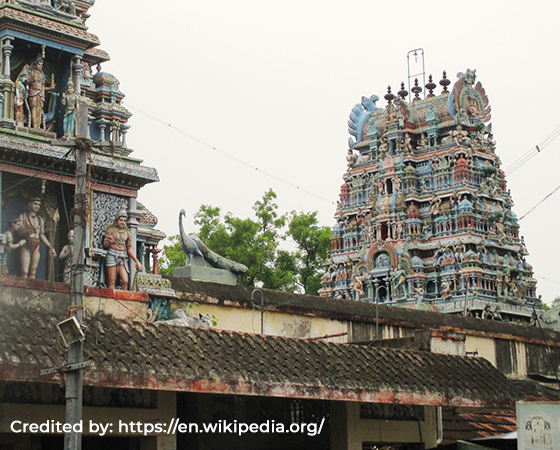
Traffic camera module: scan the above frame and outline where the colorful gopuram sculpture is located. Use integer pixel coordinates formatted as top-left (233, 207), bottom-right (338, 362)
top-left (320, 70), bottom-right (540, 322)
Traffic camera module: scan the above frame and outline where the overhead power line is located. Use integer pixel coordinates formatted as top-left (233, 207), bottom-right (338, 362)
top-left (126, 104), bottom-right (335, 205)
top-left (519, 184), bottom-right (560, 221)
top-left (505, 123), bottom-right (560, 176)
top-left (0, 148), bottom-right (73, 195)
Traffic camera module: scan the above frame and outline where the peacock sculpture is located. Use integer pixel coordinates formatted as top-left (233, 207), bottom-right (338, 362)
top-left (178, 209), bottom-right (248, 275)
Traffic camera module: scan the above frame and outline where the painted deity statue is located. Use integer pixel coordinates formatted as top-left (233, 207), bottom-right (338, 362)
top-left (14, 64), bottom-right (30, 127)
top-left (26, 58), bottom-right (54, 129)
top-left (1, 217), bottom-right (27, 275)
top-left (103, 209), bottom-right (142, 290)
top-left (16, 198), bottom-right (57, 278)
top-left (58, 229), bottom-right (74, 284)
top-left (61, 81), bottom-right (78, 137)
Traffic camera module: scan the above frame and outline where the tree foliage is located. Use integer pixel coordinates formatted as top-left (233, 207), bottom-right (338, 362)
top-left (286, 210), bottom-right (332, 295)
top-left (160, 189), bottom-right (331, 295)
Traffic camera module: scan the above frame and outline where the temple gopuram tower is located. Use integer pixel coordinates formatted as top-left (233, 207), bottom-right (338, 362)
top-left (320, 69), bottom-right (539, 322)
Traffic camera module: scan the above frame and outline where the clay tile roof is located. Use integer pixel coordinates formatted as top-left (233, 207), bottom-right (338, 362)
top-left (0, 304), bottom-right (521, 408)
top-left (441, 407), bottom-right (517, 444)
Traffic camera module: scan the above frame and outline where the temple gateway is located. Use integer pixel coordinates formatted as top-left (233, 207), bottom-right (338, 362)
top-left (320, 70), bottom-right (540, 322)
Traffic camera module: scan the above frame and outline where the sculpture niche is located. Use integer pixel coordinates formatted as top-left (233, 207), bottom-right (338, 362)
top-left (175, 209), bottom-right (248, 285)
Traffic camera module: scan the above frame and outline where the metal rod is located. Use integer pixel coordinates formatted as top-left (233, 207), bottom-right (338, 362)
top-left (374, 282), bottom-right (379, 340)
top-left (407, 48), bottom-right (426, 103)
top-left (251, 289), bottom-right (265, 334)
top-left (307, 332), bottom-right (348, 341)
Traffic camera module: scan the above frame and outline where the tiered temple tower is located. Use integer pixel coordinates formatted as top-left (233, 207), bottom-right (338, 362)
top-left (320, 69), bottom-right (539, 321)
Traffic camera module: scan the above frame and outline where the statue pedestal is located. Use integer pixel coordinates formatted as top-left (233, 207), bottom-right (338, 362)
top-left (174, 265), bottom-right (237, 286)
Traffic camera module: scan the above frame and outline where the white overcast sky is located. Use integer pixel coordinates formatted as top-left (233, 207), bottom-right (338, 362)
top-left (88, 1), bottom-right (560, 304)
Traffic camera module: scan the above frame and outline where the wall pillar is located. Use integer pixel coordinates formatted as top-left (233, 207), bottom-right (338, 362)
top-left (72, 55), bottom-right (83, 96)
top-left (2, 37), bottom-right (13, 78)
top-left (97, 118), bottom-right (108, 141)
top-left (127, 197), bottom-right (139, 289)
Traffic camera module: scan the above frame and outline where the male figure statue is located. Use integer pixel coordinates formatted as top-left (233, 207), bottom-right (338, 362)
top-left (1, 217), bottom-right (26, 275)
top-left (103, 209), bottom-right (142, 290)
top-left (17, 198), bottom-right (56, 278)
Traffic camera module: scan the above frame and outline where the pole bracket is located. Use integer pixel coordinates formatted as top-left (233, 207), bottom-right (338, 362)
top-left (41, 360), bottom-right (94, 376)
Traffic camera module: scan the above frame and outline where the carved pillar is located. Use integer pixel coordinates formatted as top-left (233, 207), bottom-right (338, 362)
top-left (384, 276), bottom-right (390, 303)
top-left (1, 37), bottom-right (14, 122)
top-left (111, 119), bottom-right (121, 144)
top-left (138, 241), bottom-right (146, 272)
top-left (2, 37), bottom-right (13, 79)
top-left (121, 123), bottom-right (130, 147)
top-left (127, 197), bottom-right (140, 289)
top-left (151, 247), bottom-right (162, 275)
top-left (71, 55), bottom-right (83, 96)
top-left (97, 118), bottom-right (108, 141)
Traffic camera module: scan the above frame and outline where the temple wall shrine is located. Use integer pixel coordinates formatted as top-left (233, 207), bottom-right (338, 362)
top-left (0, 0), bottom-right (168, 297)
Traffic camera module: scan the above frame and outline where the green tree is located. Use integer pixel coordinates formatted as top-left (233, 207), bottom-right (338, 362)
top-left (159, 234), bottom-right (184, 275)
top-left (160, 190), bottom-right (331, 294)
top-left (286, 210), bottom-right (332, 295)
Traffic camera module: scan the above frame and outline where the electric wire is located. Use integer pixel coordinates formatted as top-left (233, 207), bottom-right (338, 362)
top-left (0, 148), bottom-right (73, 195)
top-left (126, 103), bottom-right (335, 205)
top-left (505, 123), bottom-right (560, 176)
top-left (518, 184), bottom-right (560, 221)
top-left (535, 276), bottom-right (560, 286)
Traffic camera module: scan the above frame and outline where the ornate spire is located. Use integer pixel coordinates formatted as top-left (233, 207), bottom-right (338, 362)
top-left (397, 82), bottom-right (408, 99)
top-left (439, 70), bottom-right (450, 94)
top-left (426, 74), bottom-right (436, 98)
top-left (411, 78), bottom-right (422, 101)
top-left (384, 85), bottom-right (395, 104)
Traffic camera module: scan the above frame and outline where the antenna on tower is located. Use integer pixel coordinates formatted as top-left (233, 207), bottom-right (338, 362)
top-left (407, 48), bottom-right (426, 103)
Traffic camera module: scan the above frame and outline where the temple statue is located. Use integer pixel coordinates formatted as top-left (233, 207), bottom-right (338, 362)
top-left (178, 209), bottom-right (248, 274)
top-left (1, 217), bottom-right (26, 275)
top-left (59, 230), bottom-right (74, 284)
top-left (14, 65), bottom-right (30, 127)
top-left (16, 198), bottom-right (56, 278)
top-left (102, 208), bottom-right (142, 290)
top-left (61, 81), bottom-right (78, 137)
top-left (26, 57), bottom-right (54, 129)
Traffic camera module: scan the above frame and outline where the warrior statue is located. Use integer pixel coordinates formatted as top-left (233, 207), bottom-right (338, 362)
top-left (103, 208), bottom-right (142, 290)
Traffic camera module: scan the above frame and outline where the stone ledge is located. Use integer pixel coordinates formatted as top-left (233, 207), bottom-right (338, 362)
top-left (174, 265), bottom-right (237, 286)
top-left (84, 286), bottom-right (149, 302)
top-left (0, 275), bottom-right (70, 293)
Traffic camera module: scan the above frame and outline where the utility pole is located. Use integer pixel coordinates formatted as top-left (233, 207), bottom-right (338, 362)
top-left (64, 131), bottom-right (89, 450)
top-left (39, 61), bottom-right (91, 450)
